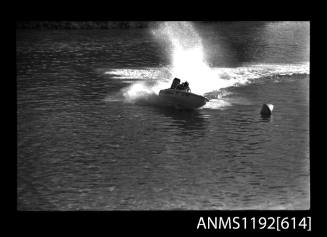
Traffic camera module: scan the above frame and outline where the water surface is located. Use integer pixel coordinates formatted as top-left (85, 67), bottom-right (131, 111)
top-left (17, 21), bottom-right (309, 210)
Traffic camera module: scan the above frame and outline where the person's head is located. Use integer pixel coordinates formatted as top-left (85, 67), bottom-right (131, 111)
top-left (174, 78), bottom-right (180, 83)
top-left (184, 81), bottom-right (189, 86)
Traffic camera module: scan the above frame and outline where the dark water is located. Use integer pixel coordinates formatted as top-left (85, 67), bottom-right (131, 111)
top-left (17, 22), bottom-right (309, 210)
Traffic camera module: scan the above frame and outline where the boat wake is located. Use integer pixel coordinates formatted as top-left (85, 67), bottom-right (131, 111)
top-left (103, 62), bottom-right (309, 109)
top-left (103, 21), bottom-right (309, 110)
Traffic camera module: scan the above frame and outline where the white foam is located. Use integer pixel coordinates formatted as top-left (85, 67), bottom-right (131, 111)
top-left (104, 67), bottom-right (172, 80)
top-left (104, 62), bottom-right (309, 98)
top-left (201, 99), bottom-right (232, 110)
top-left (103, 21), bottom-right (309, 104)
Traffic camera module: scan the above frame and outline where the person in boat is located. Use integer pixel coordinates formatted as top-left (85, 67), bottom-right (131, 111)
top-left (176, 81), bottom-right (191, 92)
top-left (170, 78), bottom-right (181, 89)
top-left (183, 81), bottom-right (191, 92)
top-left (171, 78), bottom-right (191, 92)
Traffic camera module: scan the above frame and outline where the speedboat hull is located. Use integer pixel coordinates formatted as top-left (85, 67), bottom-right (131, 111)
top-left (158, 89), bottom-right (209, 109)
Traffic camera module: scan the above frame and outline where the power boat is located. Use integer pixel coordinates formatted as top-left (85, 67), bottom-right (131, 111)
top-left (158, 78), bottom-right (209, 109)
top-left (159, 89), bottom-right (209, 109)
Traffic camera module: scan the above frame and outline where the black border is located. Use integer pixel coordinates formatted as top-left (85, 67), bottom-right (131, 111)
top-left (14, 5), bottom-right (318, 233)
top-left (15, 211), bottom-right (314, 233)
top-left (13, 0), bottom-right (313, 21)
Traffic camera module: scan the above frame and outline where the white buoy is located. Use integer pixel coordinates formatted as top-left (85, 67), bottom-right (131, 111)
top-left (260, 104), bottom-right (274, 116)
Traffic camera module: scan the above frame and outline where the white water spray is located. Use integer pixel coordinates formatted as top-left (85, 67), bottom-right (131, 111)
top-left (110, 21), bottom-right (309, 107)
top-left (152, 21), bottom-right (236, 95)
top-left (122, 21), bottom-right (233, 102)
